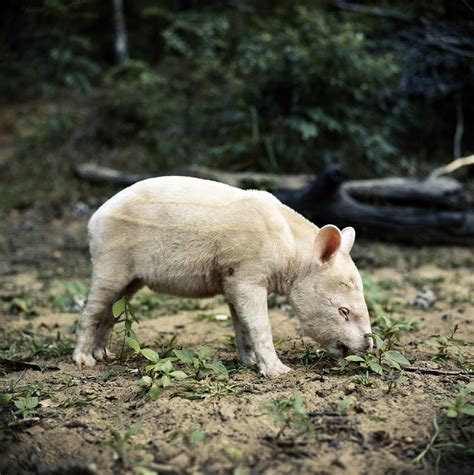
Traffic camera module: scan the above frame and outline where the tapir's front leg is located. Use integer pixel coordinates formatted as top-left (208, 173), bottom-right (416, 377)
top-left (226, 283), bottom-right (292, 377)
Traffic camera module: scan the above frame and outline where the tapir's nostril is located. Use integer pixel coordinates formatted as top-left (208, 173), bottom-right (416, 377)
top-left (336, 341), bottom-right (349, 357)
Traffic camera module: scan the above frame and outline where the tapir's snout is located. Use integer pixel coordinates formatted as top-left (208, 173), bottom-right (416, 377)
top-left (350, 335), bottom-right (374, 356)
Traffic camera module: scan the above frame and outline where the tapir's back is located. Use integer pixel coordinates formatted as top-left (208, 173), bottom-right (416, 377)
top-left (88, 176), bottom-right (295, 295)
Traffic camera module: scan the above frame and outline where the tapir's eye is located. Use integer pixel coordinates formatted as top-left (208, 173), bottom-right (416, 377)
top-left (339, 307), bottom-right (350, 321)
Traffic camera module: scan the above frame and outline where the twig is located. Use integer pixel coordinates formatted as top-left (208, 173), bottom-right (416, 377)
top-left (402, 365), bottom-right (471, 376)
top-left (306, 411), bottom-right (341, 417)
top-left (429, 154), bottom-right (474, 178)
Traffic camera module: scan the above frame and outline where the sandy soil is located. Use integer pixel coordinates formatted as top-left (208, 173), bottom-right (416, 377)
top-left (0, 207), bottom-right (472, 475)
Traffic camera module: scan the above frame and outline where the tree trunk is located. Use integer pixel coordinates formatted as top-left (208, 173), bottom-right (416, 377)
top-left (113, 0), bottom-right (128, 64)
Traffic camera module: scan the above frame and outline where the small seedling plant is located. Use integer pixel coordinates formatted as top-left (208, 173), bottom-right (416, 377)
top-left (267, 391), bottom-right (313, 439)
top-left (413, 382), bottom-right (474, 470)
top-left (108, 412), bottom-right (143, 467)
top-left (174, 346), bottom-right (229, 380)
top-left (112, 298), bottom-right (140, 359)
top-left (126, 337), bottom-right (187, 400)
top-left (426, 324), bottom-right (470, 365)
top-left (335, 332), bottom-right (410, 376)
top-left (13, 393), bottom-right (39, 418)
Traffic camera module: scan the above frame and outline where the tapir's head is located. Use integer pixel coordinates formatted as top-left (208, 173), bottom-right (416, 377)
top-left (289, 225), bottom-right (373, 358)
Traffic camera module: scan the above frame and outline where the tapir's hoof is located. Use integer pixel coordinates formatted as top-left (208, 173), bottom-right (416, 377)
top-left (259, 362), bottom-right (293, 378)
top-left (73, 352), bottom-right (96, 368)
top-left (92, 347), bottom-right (116, 362)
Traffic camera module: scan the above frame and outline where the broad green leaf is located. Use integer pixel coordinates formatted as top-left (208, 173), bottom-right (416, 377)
top-left (372, 334), bottom-right (385, 351)
top-left (0, 394), bottom-right (13, 406)
top-left (460, 404), bottom-right (474, 416)
top-left (382, 357), bottom-right (401, 370)
top-left (170, 370), bottom-right (188, 379)
top-left (384, 351), bottom-right (410, 366)
top-left (367, 360), bottom-right (383, 375)
top-left (159, 360), bottom-right (173, 374)
top-left (174, 349), bottom-right (195, 364)
top-left (345, 355), bottom-right (365, 362)
top-left (197, 346), bottom-right (216, 361)
top-left (126, 337), bottom-right (141, 353)
top-left (161, 374), bottom-right (171, 388)
top-left (149, 384), bottom-right (160, 400)
top-left (112, 298), bottom-right (126, 318)
top-left (141, 348), bottom-right (160, 362)
top-left (446, 408), bottom-right (457, 418)
top-left (139, 376), bottom-right (153, 386)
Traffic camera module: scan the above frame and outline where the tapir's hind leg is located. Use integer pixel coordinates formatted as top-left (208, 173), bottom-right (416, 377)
top-left (91, 278), bottom-right (144, 362)
top-left (73, 267), bottom-right (141, 367)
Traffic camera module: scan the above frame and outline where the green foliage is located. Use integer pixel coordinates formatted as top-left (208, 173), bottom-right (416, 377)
top-left (14, 394), bottom-right (39, 419)
top-left (50, 281), bottom-right (88, 312)
top-left (113, 297), bottom-right (140, 359)
top-left (267, 391), bottom-right (313, 439)
top-left (174, 346), bottom-right (229, 380)
top-left (108, 412), bottom-right (143, 467)
top-left (426, 325), bottom-right (468, 364)
top-left (413, 382), bottom-right (474, 469)
top-left (8, 298), bottom-right (38, 317)
top-left (298, 346), bottom-right (329, 371)
top-left (180, 380), bottom-right (242, 400)
top-left (334, 333), bottom-right (410, 392)
top-left (336, 396), bottom-right (357, 415)
top-left (363, 275), bottom-right (421, 348)
top-left (443, 382), bottom-right (474, 419)
top-left (0, 328), bottom-right (74, 360)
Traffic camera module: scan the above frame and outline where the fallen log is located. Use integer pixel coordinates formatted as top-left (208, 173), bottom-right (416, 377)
top-left (278, 166), bottom-right (474, 245)
top-left (74, 162), bottom-right (311, 191)
top-left (73, 162), bottom-right (474, 245)
top-left (343, 176), bottom-right (466, 210)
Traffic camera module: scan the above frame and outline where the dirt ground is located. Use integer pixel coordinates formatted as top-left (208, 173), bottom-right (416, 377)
top-left (0, 205), bottom-right (473, 475)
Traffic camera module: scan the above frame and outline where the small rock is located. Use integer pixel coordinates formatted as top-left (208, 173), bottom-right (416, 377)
top-left (331, 458), bottom-right (345, 468)
top-left (404, 436), bottom-right (414, 443)
top-left (214, 314), bottom-right (229, 321)
top-left (411, 287), bottom-right (436, 308)
top-left (219, 405), bottom-right (234, 421)
top-left (344, 383), bottom-right (356, 394)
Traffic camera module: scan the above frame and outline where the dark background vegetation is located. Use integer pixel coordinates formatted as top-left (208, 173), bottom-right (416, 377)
top-left (1, 0), bottom-right (473, 210)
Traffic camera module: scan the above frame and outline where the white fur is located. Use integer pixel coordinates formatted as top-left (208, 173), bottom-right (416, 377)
top-left (73, 176), bottom-right (372, 376)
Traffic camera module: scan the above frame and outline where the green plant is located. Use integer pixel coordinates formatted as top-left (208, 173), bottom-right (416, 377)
top-left (0, 328), bottom-right (74, 360)
top-left (337, 396), bottom-right (357, 414)
top-left (153, 335), bottom-right (179, 358)
top-left (426, 325), bottom-right (468, 363)
top-left (362, 275), bottom-right (420, 348)
top-left (267, 391), bottom-right (313, 439)
top-left (413, 383), bottom-right (474, 470)
top-left (353, 371), bottom-right (377, 387)
top-left (50, 281), bottom-right (88, 312)
top-left (298, 345), bottom-right (329, 371)
top-left (14, 394), bottom-right (39, 419)
top-left (443, 382), bottom-right (474, 418)
top-left (113, 298), bottom-right (140, 359)
top-left (9, 297), bottom-right (38, 317)
top-left (125, 338), bottom-right (187, 400)
top-left (108, 412), bottom-right (143, 467)
top-left (174, 346), bottom-right (229, 380)
top-left (333, 333), bottom-right (411, 388)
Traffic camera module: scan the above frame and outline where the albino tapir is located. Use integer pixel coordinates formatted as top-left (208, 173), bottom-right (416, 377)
top-left (73, 176), bottom-right (373, 376)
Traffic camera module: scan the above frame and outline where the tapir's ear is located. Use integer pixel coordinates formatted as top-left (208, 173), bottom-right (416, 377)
top-left (313, 225), bottom-right (342, 265)
top-left (341, 227), bottom-right (356, 254)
